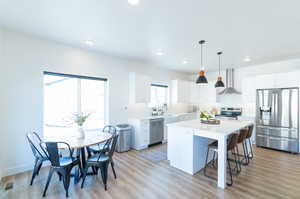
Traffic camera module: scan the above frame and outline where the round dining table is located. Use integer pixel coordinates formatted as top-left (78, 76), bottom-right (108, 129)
top-left (44, 131), bottom-right (112, 183)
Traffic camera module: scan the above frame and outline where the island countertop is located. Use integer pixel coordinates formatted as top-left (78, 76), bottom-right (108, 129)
top-left (167, 119), bottom-right (253, 137)
top-left (167, 119), bottom-right (254, 189)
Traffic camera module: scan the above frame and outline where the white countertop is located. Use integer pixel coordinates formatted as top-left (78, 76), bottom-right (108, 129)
top-left (129, 112), bottom-right (197, 120)
top-left (167, 119), bottom-right (253, 137)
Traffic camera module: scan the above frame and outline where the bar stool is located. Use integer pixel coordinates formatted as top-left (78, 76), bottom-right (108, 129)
top-left (245, 125), bottom-right (254, 160)
top-left (203, 133), bottom-right (239, 186)
top-left (235, 128), bottom-right (249, 170)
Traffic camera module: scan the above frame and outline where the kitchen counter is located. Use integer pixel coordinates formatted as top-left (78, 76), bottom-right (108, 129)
top-left (167, 119), bottom-right (253, 189)
top-left (129, 112), bottom-right (197, 120)
top-left (128, 112), bottom-right (198, 150)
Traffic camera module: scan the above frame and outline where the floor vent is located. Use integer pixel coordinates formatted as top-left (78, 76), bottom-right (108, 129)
top-left (4, 182), bottom-right (13, 191)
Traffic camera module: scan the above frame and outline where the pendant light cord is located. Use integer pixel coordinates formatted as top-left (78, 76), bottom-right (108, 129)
top-left (217, 51), bottom-right (222, 76)
top-left (201, 43), bottom-right (203, 70)
top-left (218, 53), bottom-right (221, 76)
top-left (199, 40), bottom-right (205, 71)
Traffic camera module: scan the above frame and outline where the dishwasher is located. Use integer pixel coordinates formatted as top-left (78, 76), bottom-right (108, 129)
top-left (149, 118), bottom-right (164, 146)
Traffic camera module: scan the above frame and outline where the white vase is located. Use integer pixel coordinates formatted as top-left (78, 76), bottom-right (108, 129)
top-left (76, 126), bottom-right (85, 139)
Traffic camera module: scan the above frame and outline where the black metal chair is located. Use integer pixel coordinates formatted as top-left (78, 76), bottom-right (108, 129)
top-left (81, 133), bottom-right (119, 190)
top-left (40, 141), bottom-right (80, 198)
top-left (86, 125), bottom-right (118, 178)
top-left (26, 132), bottom-right (48, 185)
top-left (87, 125), bottom-right (117, 155)
top-left (203, 133), bottom-right (239, 186)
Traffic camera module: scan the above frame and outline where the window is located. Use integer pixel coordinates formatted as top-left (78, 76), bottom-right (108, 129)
top-left (43, 72), bottom-right (108, 137)
top-left (150, 84), bottom-right (168, 107)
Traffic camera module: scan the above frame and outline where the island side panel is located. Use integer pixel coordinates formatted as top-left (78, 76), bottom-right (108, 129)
top-left (167, 125), bottom-right (214, 175)
top-left (193, 136), bottom-right (215, 174)
top-left (167, 126), bottom-right (195, 174)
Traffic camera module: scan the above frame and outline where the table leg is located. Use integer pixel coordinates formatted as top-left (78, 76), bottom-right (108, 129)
top-left (218, 136), bottom-right (227, 189)
top-left (74, 147), bottom-right (87, 184)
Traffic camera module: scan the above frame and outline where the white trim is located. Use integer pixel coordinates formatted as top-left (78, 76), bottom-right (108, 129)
top-left (2, 162), bottom-right (50, 178)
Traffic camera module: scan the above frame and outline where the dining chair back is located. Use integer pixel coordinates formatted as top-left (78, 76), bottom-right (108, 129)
top-left (108, 134), bottom-right (119, 160)
top-left (26, 132), bottom-right (46, 159)
top-left (26, 132), bottom-right (48, 185)
top-left (42, 142), bottom-right (74, 167)
top-left (103, 125), bottom-right (117, 135)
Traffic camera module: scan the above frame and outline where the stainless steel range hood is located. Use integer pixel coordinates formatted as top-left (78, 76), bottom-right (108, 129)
top-left (218, 68), bottom-right (241, 95)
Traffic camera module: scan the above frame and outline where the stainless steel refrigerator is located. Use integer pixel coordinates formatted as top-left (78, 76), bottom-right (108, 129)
top-left (256, 88), bottom-right (299, 153)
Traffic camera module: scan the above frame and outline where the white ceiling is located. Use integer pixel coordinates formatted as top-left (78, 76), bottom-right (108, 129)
top-left (1, 0), bottom-right (300, 73)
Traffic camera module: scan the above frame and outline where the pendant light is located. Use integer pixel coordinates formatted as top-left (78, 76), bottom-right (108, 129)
top-left (196, 40), bottom-right (208, 84)
top-left (215, 51), bottom-right (225, 88)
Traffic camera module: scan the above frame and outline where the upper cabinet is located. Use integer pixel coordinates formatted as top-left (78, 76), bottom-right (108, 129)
top-left (273, 71), bottom-right (300, 88)
top-left (129, 72), bottom-right (151, 104)
top-left (172, 79), bottom-right (217, 104)
top-left (190, 81), bottom-right (217, 104)
top-left (242, 71), bottom-right (300, 104)
top-left (171, 80), bottom-right (191, 104)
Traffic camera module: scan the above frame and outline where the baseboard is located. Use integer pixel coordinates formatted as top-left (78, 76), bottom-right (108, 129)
top-left (2, 161), bottom-right (50, 178)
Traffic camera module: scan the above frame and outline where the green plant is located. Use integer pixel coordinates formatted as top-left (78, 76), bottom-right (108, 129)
top-left (73, 112), bottom-right (91, 127)
top-left (200, 110), bottom-right (213, 119)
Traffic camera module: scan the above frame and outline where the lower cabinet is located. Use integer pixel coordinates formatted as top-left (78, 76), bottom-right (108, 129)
top-left (128, 119), bottom-right (150, 150)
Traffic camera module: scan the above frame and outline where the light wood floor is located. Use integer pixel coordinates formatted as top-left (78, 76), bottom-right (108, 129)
top-left (1, 145), bottom-right (300, 199)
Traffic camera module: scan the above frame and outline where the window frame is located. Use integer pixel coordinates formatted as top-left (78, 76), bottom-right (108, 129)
top-left (43, 71), bottom-right (109, 134)
top-left (150, 83), bottom-right (169, 107)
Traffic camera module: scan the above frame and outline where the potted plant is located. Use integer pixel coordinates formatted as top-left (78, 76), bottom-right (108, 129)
top-left (72, 112), bottom-right (91, 139)
top-left (200, 110), bottom-right (213, 120)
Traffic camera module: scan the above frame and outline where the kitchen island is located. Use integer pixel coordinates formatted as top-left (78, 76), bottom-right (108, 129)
top-left (167, 119), bottom-right (253, 189)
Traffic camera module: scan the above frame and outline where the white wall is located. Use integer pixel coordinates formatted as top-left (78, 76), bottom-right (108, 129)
top-left (0, 28), bottom-right (4, 180)
top-left (0, 28), bottom-right (190, 177)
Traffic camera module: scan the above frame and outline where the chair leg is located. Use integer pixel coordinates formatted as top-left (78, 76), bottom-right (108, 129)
top-left (111, 160), bottom-right (117, 179)
top-left (62, 170), bottom-right (71, 198)
top-left (43, 167), bottom-right (54, 197)
top-left (36, 159), bottom-right (43, 176)
top-left (226, 152), bottom-right (233, 186)
top-left (30, 158), bottom-right (39, 185)
top-left (81, 166), bottom-right (89, 189)
top-left (99, 162), bottom-right (109, 190)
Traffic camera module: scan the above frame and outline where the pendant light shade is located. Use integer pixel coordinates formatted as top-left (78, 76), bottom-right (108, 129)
top-left (196, 71), bottom-right (208, 84)
top-left (215, 51), bottom-right (225, 88)
top-left (196, 40), bottom-right (208, 84)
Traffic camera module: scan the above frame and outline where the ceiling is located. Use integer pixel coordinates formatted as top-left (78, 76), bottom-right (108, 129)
top-left (1, 0), bottom-right (300, 73)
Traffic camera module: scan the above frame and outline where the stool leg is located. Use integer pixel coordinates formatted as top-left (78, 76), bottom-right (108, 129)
top-left (248, 139), bottom-right (254, 160)
top-left (226, 152), bottom-right (233, 186)
top-left (203, 147), bottom-right (210, 177)
top-left (242, 141), bottom-right (249, 165)
top-left (235, 146), bottom-right (242, 173)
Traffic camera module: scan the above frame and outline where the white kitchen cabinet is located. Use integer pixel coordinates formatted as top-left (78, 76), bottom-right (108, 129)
top-left (242, 77), bottom-right (257, 103)
top-left (171, 80), bottom-right (191, 104)
top-left (128, 119), bottom-right (150, 150)
top-left (129, 72), bottom-right (151, 104)
top-left (274, 71), bottom-right (300, 88)
top-left (190, 81), bottom-right (217, 104)
top-left (255, 74), bottom-right (276, 89)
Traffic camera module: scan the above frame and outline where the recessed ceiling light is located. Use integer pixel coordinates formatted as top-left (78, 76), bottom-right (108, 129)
top-left (156, 50), bottom-right (164, 56)
top-left (85, 40), bottom-right (94, 46)
top-left (128, 0), bottom-right (139, 5)
top-left (244, 56), bottom-right (251, 62)
top-left (182, 59), bottom-right (188, 64)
